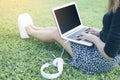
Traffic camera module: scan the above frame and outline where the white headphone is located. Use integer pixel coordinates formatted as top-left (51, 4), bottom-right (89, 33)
top-left (40, 57), bottom-right (64, 79)
top-left (40, 40), bottom-right (69, 79)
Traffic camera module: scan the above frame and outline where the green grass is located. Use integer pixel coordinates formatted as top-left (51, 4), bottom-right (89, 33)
top-left (0, 0), bottom-right (120, 80)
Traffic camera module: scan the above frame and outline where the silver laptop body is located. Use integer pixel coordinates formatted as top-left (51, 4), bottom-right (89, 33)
top-left (52, 2), bottom-right (93, 46)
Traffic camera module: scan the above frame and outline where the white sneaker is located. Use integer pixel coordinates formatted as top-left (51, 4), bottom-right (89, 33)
top-left (18, 13), bottom-right (33, 38)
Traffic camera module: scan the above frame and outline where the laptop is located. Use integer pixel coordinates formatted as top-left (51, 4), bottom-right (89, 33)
top-left (52, 2), bottom-right (93, 46)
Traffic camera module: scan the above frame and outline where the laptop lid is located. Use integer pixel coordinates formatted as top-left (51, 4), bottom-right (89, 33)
top-left (52, 2), bottom-right (83, 37)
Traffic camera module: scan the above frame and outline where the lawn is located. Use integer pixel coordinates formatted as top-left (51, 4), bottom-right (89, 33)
top-left (0, 0), bottom-right (120, 80)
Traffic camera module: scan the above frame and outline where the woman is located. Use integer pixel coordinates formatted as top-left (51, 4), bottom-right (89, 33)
top-left (25, 0), bottom-right (120, 74)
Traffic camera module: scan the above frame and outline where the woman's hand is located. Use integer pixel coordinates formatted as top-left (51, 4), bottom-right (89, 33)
top-left (76, 32), bottom-right (96, 42)
top-left (85, 28), bottom-right (100, 36)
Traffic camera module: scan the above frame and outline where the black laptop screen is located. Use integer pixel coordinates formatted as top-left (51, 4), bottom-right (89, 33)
top-left (54, 4), bottom-right (81, 34)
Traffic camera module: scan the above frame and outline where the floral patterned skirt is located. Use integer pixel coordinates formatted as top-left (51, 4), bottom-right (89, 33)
top-left (70, 42), bottom-right (119, 74)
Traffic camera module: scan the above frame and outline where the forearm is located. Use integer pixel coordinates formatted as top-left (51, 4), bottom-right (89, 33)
top-left (92, 36), bottom-right (113, 60)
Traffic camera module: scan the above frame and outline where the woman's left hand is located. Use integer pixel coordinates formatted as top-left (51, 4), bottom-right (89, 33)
top-left (76, 32), bottom-right (96, 42)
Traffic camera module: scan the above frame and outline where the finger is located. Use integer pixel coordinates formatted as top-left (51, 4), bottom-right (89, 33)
top-left (76, 36), bottom-right (83, 40)
top-left (86, 28), bottom-right (91, 31)
top-left (76, 34), bottom-right (83, 37)
top-left (89, 31), bottom-right (96, 34)
top-left (86, 28), bottom-right (92, 31)
top-left (76, 37), bottom-right (82, 40)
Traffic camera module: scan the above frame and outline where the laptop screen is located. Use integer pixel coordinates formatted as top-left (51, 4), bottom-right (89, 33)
top-left (54, 4), bottom-right (81, 34)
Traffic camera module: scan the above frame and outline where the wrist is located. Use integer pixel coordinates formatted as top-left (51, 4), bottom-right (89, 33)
top-left (88, 34), bottom-right (97, 42)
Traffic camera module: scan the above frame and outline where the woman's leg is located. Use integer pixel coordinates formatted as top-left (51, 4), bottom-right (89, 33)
top-left (25, 25), bottom-right (73, 57)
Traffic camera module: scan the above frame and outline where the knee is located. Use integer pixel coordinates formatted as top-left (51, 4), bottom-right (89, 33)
top-left (52, 28), bottom-right (63, 42)
top-left (52, 28), bottom-right (60, 38)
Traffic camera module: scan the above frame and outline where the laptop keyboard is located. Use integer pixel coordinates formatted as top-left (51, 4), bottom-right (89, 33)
top-left (67, 28), bottom-right (86, 41)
